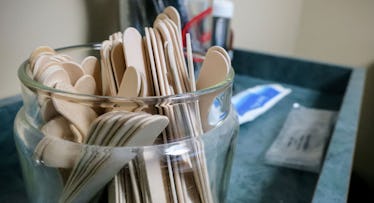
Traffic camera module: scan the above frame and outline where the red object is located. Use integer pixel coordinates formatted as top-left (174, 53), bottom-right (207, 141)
top-left (182, 7), bottom-right (213, 47)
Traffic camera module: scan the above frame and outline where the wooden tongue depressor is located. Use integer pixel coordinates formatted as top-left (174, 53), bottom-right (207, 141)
top-left (144, 28), bottom-right (161, 97)
top-left (163, 19), bottom-right (190, 92)
top-left (101, 40), bottom-right (117, 96)
top-left (122, 27), bottom-right (152, 96)
top-left (210, 46), bottom-right (231, 65)
top-left (81, 56), bottom-right (102, 95)
top-left (61, 61), bottom-right (85, 85)
top-left (154, 17), bottom-right (188, 93)
top-left (156, 19), bottom-right (207, 202)
top-left (117, 66), bottom-right (141, 97)
top-left (74, 75), bottom-right (97, 95)
top-left (116, 66), bottom-right (142, 111)
top-left (196, 48), bottom-right (230, 131)
top-left (154, 19), bottom-right (188, 202)
top-left (52, 82), bottom-right (97, 139)
top-left (99, 41), bottom-right (109, 96)
top-left (164, 6), bottom-right (182, 33)
top-left (152, 29), bottom-right (183, 203)
top-left (110, 40), bottom-right (126, 89)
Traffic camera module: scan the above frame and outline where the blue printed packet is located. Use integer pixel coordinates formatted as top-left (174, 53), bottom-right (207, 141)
top-left (232, 84), bottom-right (291, 124)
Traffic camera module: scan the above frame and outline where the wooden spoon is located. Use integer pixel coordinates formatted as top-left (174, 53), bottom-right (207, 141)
top-left (74, 75), bottom-right (97, 95)
top-left (61, 61), bottom-right (85, 85)
top-left (52, 82), bottom-right (97, 138)
top-left (33, 136), bottom-right (82, 168)
top-left (32, 55), bottom-right (54, 78)
top-left (40, 98), bottom-right (59, 122)
top-left (39, 65), bottom-right (71, 87)
top-left (41, 116), bottom-right (74, 141)
top-left (29, 46), bottom-right (56, 68)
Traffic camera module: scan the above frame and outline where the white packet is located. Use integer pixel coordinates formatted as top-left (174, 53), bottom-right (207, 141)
top-left (265, 104), bottom-right (338, 173)
top-left (232, 84), bottom-right (291, 124)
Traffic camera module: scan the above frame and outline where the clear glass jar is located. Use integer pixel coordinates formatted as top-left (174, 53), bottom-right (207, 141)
top-left (14, 44), bottom-right (239, 203)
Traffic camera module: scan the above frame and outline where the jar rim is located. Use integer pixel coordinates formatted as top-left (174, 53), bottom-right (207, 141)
top-left (18, 43), bottom-right (235, 102)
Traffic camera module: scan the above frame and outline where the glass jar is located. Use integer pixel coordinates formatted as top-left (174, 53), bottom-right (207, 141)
top-left (14, 44), bottom-right (239, 203)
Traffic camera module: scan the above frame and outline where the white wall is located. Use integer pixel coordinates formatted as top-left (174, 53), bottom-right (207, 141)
top-left (231, 0), bottom-right (304, 55)
top-left (0, 0), bottom-right (87, 98)
top-left (295, 0), bottom-right (374, 67)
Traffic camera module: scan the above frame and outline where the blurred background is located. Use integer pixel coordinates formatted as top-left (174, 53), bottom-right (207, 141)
top-left (1, 0), bottom-right (373, 98)
top-left (1, 0), bottom-right (374, 200)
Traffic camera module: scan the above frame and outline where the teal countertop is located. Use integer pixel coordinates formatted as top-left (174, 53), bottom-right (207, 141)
top-left (227, 50), bottom-right (364, 203)
top-left (0, 49), bottom-right (365, 202)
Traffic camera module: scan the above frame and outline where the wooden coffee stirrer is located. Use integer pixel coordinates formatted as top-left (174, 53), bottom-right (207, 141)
top-left (187, 35), bottom-right (217, 203)
top-left (161, 39), bottom-right (192, 203)
top-left (155, 22), bottom-right (206, 202)
top-left (163, 18), bottom-right (190, 92)
top-left (164, 12), bottom-right (215, 202)
top-left (146, 27), bottom-right (183, 203)
top-left (154, 16), bottom-right (193, 201)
